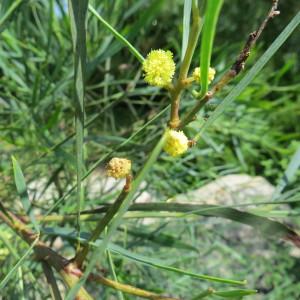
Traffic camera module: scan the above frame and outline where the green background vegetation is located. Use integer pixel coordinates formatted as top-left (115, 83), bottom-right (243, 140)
top-left (0, 0), bottom-right (300, 299)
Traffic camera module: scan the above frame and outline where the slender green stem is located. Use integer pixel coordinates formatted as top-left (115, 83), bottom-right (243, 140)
top-left (106, 250), bottom-right (125, 300)
top-left (0, 234), bottom-right (39, 290)
top-left (0, 0), bottom-right (22, 30)
top-left (191, 288), bottom-right (214, 299)
top-left (66, 132), bottom-right (167, 299)
top-left (68, 0), bottom-right (88, 250)
top-left (180, 0), bottom-right (281, 130)
top-left (34, 196), bottom-right (300, 224)
top-left (49, 201), bottom-right (299, 247)
top-left (89, 273), bottom-right (178, 300)
top-left (42, 105), bottom-right (169, 219)
top-left (179, 68), bottom-right (235, 128)
top-left (32, 100), bottom-right (119, 164)
top-left (75, 176), bottom-right (132, 266)
top-left (88, 4), bottom-right (144, 63)
top-left (178, 92), bottom-right (212, 129)
top-left (37, 212), bottom-right (182, 223)
top-left (0, 210), bottom-right (93, 299)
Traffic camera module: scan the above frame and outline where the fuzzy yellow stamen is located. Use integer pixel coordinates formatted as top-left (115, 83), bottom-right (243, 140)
top-left (192, 67), bottom-right (216, 84)
top-left (142, 49), bottom-right (176, 87)
top-left (106, 158), bottom-right (131, 179)
top-left (163, 129), bottom-right (189, 157)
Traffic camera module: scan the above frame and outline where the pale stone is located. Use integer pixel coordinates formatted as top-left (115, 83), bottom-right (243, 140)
top-left (176, 174), bottom-right (275, 205)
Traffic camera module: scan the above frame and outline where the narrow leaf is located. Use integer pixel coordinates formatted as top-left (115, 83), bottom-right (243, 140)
top-left (0, 0), bottom-right (23, 33)
top-left (182, 0), bottom-right (192, 61)
top-left (122, 226), bottom-right (198, 252)
top-left (199, 0), bottom-right (223, 97)
top-left (43, 105), bottom-right (169, 218)
top-left (68, 0), bottom-right (88, 245)
top-left (65, 133), bottom-right (167, 299)
top-left (88, 4), bottom-right (144, 63)
top-left (214, 289), bottom-right (257, 298)
top-left (107, 243), bottom-right (246, 286)
top-left (42, 228), bottom-right (246, 286)
top-left (102, 202), bottom-right (300, 246)
top-left (11, 156), bottom-right (39, 232)
top-left (0, 237), bottom-right (39, 289)
top-left (272, 146), bottom-right (300, 200)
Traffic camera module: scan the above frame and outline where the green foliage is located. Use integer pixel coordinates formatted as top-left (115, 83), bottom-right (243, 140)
top-left (199, 0), bottom-right (223, 96)
top-left (11, 156), bottom-right (39, 232)
top-left (0, 1), bottom-right (300, 299)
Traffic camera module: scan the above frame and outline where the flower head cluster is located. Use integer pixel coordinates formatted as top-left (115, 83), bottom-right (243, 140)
top-left (142, 49), bottom-right (175, 87)
top-left (192, 67), bottom-right (216, 84)
top-left (106, 157), bottom-right (131, 179)
top-left (163, 129), bottom-right (189, 157)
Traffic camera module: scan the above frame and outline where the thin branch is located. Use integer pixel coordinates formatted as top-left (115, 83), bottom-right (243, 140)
top-left (75, 201), bottom-right (300, 249)
top-left (1, 206), bottom-right (180, 300)
top-left (169, 1), bottom-right (202, 128)
top-left (89, 273), bottom-right (180, 300)
top-left (42, 262), bottom-right (63, 300)
top-left (231, 0), bottom-right (279, 75)
top-left (0, 209), bottom-right (93, 300)
top-left (74, 175), bottom-right (132, 267)
top-left (179, 0), bottom-right (280, 129)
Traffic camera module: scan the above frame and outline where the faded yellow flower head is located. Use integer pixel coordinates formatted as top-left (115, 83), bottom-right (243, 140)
top-left (193, 67), bottom-right (216, 84)
top-left (164, 129), bottom-right (189, 157)
top-left (106, 157), bottom-right (131, 179)
top-left (143, 49), bottom-right (175, 87)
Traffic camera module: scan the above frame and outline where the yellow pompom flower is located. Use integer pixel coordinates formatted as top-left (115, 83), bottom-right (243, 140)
top-left (106, 157), bottom-right (131, 179)
top-left (192, 67), bottom-right (216, 84)
top-left (142, 49), bottom-right (176, 87)
top-left (163, 129), bottom-right (189, 157)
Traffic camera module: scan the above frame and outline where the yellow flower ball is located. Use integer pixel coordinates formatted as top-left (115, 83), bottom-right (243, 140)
top-left (142, 49), bottom-right (176, 87)
top-left (106, 157), bottom-right (131, 179)
top-left (163, 129), bottom-right (189, 157)
top-left (192, 67), bottom-right (216, 84)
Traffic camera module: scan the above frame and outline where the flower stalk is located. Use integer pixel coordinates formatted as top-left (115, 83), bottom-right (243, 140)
top-left (179, 0), bottom-right (280, 130)
top-left (169, 0), bottom-right (202, 129)
top-left (75, 174), bottom-right (132, 267)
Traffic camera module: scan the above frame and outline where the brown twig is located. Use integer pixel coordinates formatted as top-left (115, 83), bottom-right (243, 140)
top-left (231, 0), bottom-right (279, 75)
top-left (179, 0), bottom-right (280, 129)
top-left (0, 209), bottom-right (93, 300)
top-left (1, 206), bottom-right (180, 300)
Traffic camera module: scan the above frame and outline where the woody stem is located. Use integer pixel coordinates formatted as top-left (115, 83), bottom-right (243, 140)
top-left (169, 0), bottom-right (201, 129)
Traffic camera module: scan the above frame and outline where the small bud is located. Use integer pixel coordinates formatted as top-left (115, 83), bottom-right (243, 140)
top-left (188, 140), bottom-right (197, 147)
top-left (143, 49), bottom-right (176, 87)
top-left (192, 67), bottom-right (216, 84)
top-left (106, 158), bottom-right (131, 179)
top-left (163, 129), bottom-right (189, 157)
